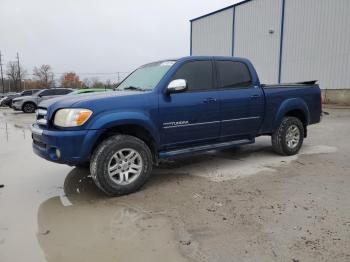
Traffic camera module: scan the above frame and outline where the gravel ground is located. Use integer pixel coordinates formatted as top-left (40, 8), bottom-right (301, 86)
top-left (0, 106), bottom-right (349, 262)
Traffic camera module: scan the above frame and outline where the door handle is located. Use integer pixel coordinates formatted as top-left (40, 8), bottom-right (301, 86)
top-left (203, 97), bottom-right (217, 103)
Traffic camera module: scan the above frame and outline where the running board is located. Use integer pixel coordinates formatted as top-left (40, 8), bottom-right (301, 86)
top-left (159, 138), bottom-right (254, 159)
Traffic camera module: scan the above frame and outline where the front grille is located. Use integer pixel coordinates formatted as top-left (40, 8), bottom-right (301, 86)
top-left (36, 108), bottom-right (48, 126)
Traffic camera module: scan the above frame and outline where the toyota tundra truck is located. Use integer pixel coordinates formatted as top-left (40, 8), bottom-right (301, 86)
top-left (30, 56), bottom-right (322, 196)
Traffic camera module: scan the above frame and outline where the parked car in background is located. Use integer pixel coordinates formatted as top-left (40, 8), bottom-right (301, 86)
top-left (12, 88), bottom-right (73, 113)
top-left (30, 56), bottom-right (322, 196)
top-left (2, 89), bottom-right (42, 107)
top-left (0, 96), bottom-right (8, 106)
top-left (1, 93), bottom-right (20, 107)
top-left (1, 93), bottom-right (15, 106)
top-left (68, 88), bottom-right (113, 95)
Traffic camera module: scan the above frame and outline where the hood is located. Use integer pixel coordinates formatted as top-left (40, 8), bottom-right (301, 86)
top-left (13, 95), bottom-right (32, 101)
top-left (39, 91), bottom-right (142, 108)
top-left (40, 90), bottom-right (148, 119)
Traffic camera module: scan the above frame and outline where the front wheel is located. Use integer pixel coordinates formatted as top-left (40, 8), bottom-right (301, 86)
top-left (271, 117), bottom-right (304, 156)
top-left (22, 102), bottom-right (36, 113)
top-left (90, 135), bottom-right (153, 196)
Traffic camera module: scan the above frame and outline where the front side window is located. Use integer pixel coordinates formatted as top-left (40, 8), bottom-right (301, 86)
top-left (118, 61), bottom-right (176, 91)
top-left (216, 61), bottom-right (252, 89)
top-left (39, 89), bottom-right (55, 96)
top-left (172, 61), bottom-right (213, 91)
top-left (21, 90), bottom-right (32, 96)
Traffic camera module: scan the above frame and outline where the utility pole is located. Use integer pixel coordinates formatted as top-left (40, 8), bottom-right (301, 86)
top-left (16, 52), bottom-right (22, 90)
top-left (0, 51), bottom-right (5, 94)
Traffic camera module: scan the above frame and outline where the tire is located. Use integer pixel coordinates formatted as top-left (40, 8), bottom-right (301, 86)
top-left (22, 102), bottom-right (36, 113)
top-left (90, 134), bottom-right (153, 196)
top-left (271, 117), bottom-right (304, 156)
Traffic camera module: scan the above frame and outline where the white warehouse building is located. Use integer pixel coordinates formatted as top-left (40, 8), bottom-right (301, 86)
top-left (190, 0), bottom-right (350, 104)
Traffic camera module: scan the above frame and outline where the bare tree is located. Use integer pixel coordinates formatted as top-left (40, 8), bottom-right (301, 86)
top-left (105, 79), bottom-right (113, 88)
top-left (82, 78), bottom-right (92, 88)
top-left (6, 61), bottom-right (26, 92)
top-left (91, 77), bottom-right (103, 88)
top-left (33, 64), bottom-right (54, 88)
top-left (82, 77), bottom-right (115, 89)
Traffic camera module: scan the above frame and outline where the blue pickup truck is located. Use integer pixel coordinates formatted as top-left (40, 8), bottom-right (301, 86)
top-left (31, 56), bottom-right (322, 196)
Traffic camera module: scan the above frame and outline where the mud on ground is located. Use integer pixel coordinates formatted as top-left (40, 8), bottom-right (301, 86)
top-left (0, 107), bottom-right (349, 262)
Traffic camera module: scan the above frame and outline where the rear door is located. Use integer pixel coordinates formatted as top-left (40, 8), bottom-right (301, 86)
top-left (215, 59), bottom-right (264, 139)
top-left (159, 59), bottom-right (220, 148)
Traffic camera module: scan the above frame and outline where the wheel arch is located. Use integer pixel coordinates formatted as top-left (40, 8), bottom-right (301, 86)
top-left (87, 114), bottom-right (159, 163)
top-left (274, 98), bottom-right (310, 132)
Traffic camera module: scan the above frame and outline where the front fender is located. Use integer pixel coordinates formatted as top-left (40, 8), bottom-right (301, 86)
top-left (86, 110), bottom-right (159, 144)
top-left (274, 98), bottom-right (310, 129)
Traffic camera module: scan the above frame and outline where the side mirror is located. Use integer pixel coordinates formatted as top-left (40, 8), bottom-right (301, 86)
top-left (166, 79), bottom-right (187, 94)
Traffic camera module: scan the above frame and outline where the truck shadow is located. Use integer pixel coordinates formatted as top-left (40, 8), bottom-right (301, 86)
top-left (36, 143), bottom-right (280, 261)
top-left (157, 144), bottom-right (274, 169)
top-left (61, 141), bottom-right (274, 202)
top-left (62, 166), bottom-right (191, 203)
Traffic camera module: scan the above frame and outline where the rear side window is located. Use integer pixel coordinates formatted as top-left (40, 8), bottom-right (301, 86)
top-left (172, 61), bottom-right (213, 91)
top-left (216, 61), bottom-right (252, 89)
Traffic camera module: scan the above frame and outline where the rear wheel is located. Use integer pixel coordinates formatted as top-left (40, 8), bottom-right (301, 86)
top-left (22, 102), bottom-right (36, 113)
top-left (271, 117), bottom-right (304, 156)
top-left (90, 134), bottom-right (153, 196)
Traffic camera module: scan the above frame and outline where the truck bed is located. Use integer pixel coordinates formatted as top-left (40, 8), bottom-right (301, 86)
top-left (262, 80), bottom-right (318, 88)
top-left (259, 81), bottom-right (322, 134)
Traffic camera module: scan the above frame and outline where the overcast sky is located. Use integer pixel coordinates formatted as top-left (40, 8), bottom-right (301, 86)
top-left (0, 0), bottom-right (241, 82)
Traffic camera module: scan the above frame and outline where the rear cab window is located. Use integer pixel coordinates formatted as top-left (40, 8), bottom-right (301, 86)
top-left (216, 60), bottom-right (252, 89)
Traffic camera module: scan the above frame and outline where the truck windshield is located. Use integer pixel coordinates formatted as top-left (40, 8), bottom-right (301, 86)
top-left (117, 60), bottom-right (176, 91)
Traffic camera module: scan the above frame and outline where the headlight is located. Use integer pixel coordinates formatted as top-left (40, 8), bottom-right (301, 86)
top-left (54, 108), bottom-right (93, 127)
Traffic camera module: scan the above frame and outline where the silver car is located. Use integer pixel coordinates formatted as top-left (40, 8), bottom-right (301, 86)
top-left (12, 88), bottom-right (73, 113)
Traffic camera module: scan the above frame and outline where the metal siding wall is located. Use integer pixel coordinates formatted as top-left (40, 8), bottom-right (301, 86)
top-left (281, 0), bottom-right (350, 90)
top-left (234, 0), bottom-right (282, 84)
top-left (191, 8), bottom-right (233, 56)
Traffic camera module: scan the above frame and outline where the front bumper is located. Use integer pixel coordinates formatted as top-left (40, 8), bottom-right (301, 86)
top-left (12, 101), bottom-right (23, 110)
top-left (31, 124), bottom-right (100, 165)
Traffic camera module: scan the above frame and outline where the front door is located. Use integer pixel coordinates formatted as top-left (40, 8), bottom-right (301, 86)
top-left (159, 60), bottom-right (220, 148)
top-left (38, 89), bottom-right (57, 103)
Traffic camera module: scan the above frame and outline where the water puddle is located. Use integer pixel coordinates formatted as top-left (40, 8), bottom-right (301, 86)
top-left (37, 199), bottom-right (187, 262)
top-left (0, 110), bottom-right (188, 262)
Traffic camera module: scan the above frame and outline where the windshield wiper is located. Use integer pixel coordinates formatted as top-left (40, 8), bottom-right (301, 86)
top-left (123, 86), bottom-right (146, 91)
